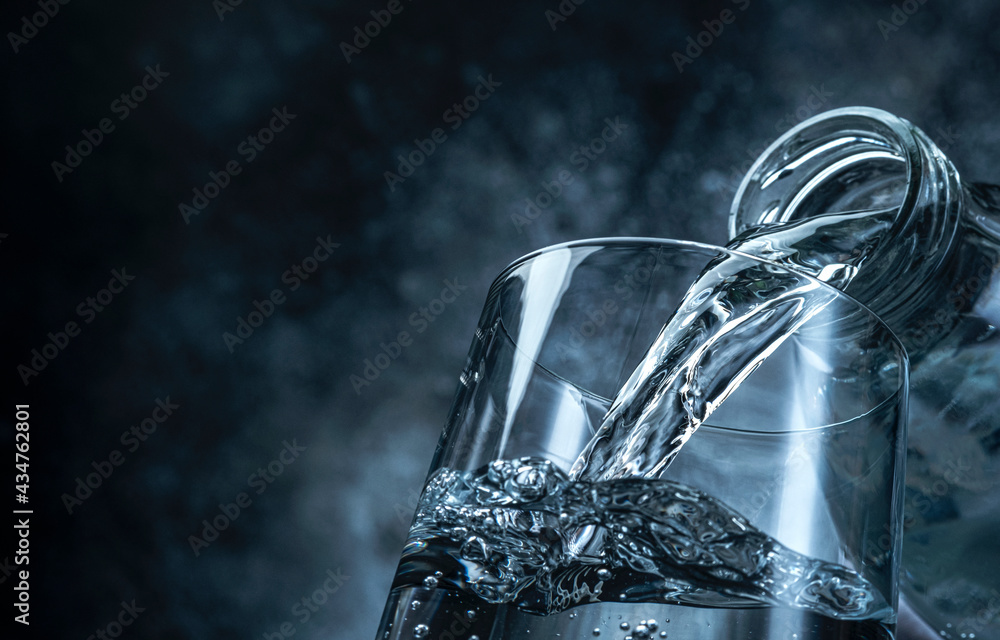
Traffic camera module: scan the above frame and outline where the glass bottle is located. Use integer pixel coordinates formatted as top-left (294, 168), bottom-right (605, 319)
top-left (730, 106), bottom-right (1000, 640)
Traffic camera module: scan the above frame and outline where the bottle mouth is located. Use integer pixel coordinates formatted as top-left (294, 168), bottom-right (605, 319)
top-left (728, 106), bottom-right (962, 323)
top-left (730, 107), bottom-right (920, 235)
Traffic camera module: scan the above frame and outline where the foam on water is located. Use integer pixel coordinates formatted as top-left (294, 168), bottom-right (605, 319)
top-left (399, 458), bottom-right (892, 622)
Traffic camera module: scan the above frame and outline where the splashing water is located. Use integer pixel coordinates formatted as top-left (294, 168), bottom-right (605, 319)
top-left (400, 458), bottom-right (891, 621)
top-left (385, 208), bottom-right (902, 640)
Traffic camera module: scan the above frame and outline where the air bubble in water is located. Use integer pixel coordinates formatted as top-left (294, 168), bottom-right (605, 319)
top-left (466, 610), bottom-right (477, 621)
top-left (423, 576), bottom-right (438, 588)
top-left (411, 601), bottom-right (422, 610)
top-left (596, 568), bottom-right (612, 581)
top-left (620, 622), bottom-right (631, 630)
top-left (593, 629), bottom-right (601, 636)
top-left (413, 624), bottom-right (429, 638)
top-left (568, 612), bottom-right (577, 619)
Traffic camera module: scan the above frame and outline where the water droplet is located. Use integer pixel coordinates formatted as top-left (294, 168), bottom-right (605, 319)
top-left (423, 576), bottom-right (438, 588)
top-left (633, 623), bottom-right (650, 639)
top-left (596, 568), bottom-right (612, 580)
top-left (466, 610), bottom-right (477, 621)
top-left (592, 629), bottom-right (601, 637)
top-left (568, 612), bottom-right (577, 619)
top-left (410, 601), bottom-right (422, 610)
top-left (621, 622), bottom-right (631, 630)
top-left (647, 620), bottom-right (658, 631)
top-left (470, 636), bottom-right (479, 640)
top-left (413, 625), bottom-right (429, 638)
top-left (619, 593), bottom-right (626, 600)
top-left (659, 632), bottom-right (668, 638)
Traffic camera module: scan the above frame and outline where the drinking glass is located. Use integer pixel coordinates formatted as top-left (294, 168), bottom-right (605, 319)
top-left (374, 238), bottom-right (908, 640)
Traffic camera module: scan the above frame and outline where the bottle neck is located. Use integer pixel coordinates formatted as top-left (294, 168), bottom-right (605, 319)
top-left (729, 107), bottom-right (966, 342)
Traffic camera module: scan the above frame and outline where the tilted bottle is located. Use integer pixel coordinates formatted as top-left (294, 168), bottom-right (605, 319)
top-left (729, 106), bottom-right (1000, 640)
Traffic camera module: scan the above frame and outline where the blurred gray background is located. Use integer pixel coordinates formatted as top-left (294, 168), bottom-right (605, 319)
top-left (3, 0), bottom-right (999, 638)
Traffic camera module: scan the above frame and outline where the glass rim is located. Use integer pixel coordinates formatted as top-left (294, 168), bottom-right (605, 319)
top-left (493, 236), bottom-right (906, 353)
top-left (490, 236), bottom-right (909, 435)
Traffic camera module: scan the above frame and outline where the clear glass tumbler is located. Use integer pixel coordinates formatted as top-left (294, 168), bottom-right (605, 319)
top-left (374, 238), bottom-right (908, 640)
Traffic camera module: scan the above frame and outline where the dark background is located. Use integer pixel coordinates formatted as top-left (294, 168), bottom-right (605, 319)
top-left (2, 0), bottom-right (998, 638)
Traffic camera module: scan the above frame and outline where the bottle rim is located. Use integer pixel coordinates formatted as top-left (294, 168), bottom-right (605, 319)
top-left (728, 106), bottom-right (963, 325)
top-left (728, 106), bottom-right (924, 238)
